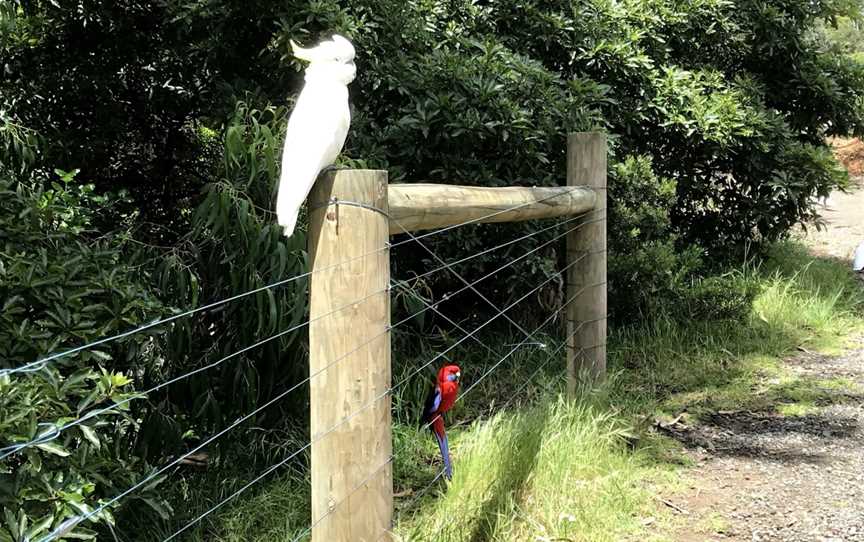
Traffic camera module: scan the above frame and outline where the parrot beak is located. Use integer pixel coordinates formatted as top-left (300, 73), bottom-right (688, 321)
top-left (455, 371), bottom-right (461, 382)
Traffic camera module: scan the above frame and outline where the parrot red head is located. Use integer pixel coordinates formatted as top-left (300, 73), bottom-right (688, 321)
top-left (438, 364), bottom-right (461, 383)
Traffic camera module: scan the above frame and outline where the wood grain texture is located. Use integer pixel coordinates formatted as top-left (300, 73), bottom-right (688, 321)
top-left (387, 183), bottom-right (596, 234)
top-left (565, 133), bottom-right (608, 391)
top-left (307, 169), bottom-right (392, 542)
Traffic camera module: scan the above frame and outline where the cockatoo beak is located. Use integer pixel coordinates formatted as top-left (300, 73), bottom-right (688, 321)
top-left (291, 40), bottom-right (316, 62)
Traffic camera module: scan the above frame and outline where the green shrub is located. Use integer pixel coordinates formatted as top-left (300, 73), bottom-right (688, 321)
top-left (607, 155), bottom-right (704, 321)
top-left (150, 102), bottom-right (310, 436)
top-left (0, 173), bottom-right (170, 540)
top-left (670, 274), bottom-right (760, 322)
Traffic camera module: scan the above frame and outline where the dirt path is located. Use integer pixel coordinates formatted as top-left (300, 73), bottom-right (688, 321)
top-left (657, 181), bottom-right (864, 542)
top-left (806, 180), bottom-right (863, 261)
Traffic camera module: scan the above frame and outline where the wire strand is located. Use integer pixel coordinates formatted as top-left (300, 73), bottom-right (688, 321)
top-left (390, 320), bottom-right (608, 541)
top-left (387, 321), bottom-right (607, 541)
top-left (390, 280), bottom-right (502, 359)
top-left (163, 454), bottom-right (394, 542)
top-left (410, 211), bottom-right (604, 284)
top-left (391, 215), bottom-right (545, 348)
top-left (502, 315), bottom-right (608, 410)
top-left (418, 276), bottom-right (605, 434)
top-left (7, 214), bottom-right (591, 459)
top-left (0, 285), bottom-right (386, 459)
top-left (409, 261), bottom-right (597, 436)
top-left (201, 248), bottom-right (590, 542)
top-left (37, 221), bottom-right (599, 542)
top-left (385, 465), bottom-right (448, 540)
top-left (458, 282), bottom-right (606, 402)
top-left (5, 186), bottom-right (593, 377)
top-left (287, 456), bottom-right (394, 542)
top-left (36, 194), bottom-right (606, 541)
top-left (161, 248), bottom-right (585, 542)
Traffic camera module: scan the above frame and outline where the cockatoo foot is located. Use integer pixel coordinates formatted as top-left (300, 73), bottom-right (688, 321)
top-left (320, 164), bottom-right (348, 175)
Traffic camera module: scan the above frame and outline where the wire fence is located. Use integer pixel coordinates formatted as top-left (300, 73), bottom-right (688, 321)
top-left (3, 182), bottom-right (606, 542)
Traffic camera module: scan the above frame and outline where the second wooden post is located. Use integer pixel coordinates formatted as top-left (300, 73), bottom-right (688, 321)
top-left (566, 133), bottom-right (608, 392)
top-left (308, 169), bottom-right (392, 542)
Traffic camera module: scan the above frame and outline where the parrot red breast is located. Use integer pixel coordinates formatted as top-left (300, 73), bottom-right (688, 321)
top-left (420, 364), bottom-right (461, 480)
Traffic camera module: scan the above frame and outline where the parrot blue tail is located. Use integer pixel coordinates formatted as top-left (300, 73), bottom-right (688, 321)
top-left (434, 431), bottom-right (452, 480)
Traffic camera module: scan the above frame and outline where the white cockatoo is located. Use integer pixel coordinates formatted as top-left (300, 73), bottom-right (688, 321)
top-left (276, 34), bottom-right (356, 237)
top-left (853, 241), bottom-right (864, 273)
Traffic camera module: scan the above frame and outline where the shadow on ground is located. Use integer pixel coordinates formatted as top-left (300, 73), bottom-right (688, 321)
top-left (657, 406), bottom-right (860, 464)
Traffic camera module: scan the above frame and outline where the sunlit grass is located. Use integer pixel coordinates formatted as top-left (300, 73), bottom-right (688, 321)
top-left (131, 242), bottom-right (863, 541)
top-left (396, 395), bottom-right (671, 542)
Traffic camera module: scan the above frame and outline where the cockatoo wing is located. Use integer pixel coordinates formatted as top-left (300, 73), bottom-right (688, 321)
top-left (276, 85), bottom-right (350, 237)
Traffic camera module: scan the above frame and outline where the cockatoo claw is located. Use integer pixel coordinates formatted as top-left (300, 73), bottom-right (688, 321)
top-left (320, 164), bottom-right (346, 175)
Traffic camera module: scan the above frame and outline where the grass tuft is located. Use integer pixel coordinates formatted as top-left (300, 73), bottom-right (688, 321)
top-left (397, 395), bottom-right (668, 542)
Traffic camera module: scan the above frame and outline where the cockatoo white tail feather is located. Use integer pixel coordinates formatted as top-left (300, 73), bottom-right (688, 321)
top-left (276, 34), bottom-right (356, 237)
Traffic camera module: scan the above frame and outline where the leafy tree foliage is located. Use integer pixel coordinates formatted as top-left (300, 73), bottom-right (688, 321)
top-left (4, 0), bottom-right (862, 273)
top-left (0, 170), bottom-right (171, 540)
top-left (150, 103), bottom-right (310, 438)
top-left (820, 10), bottom-right (864, 63)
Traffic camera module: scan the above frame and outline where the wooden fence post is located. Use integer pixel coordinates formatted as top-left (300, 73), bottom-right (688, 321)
top-left (566, 133), bottom-right (608, 392)
top-left (307, 169), bottom-right (392, 542)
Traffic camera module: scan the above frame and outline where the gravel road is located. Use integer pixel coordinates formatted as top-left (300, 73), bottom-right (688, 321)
top-left (658, 180), bottom-right (864, 542)
top-left (667, 344), bottom-right (864, 542)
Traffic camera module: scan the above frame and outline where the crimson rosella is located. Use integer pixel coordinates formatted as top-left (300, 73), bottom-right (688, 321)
top-left (420, 364), bottom-right (461, 480)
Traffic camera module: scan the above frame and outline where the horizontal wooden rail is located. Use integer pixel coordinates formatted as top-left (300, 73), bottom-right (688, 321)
top-left (387, 184), bottom-right (597, 234)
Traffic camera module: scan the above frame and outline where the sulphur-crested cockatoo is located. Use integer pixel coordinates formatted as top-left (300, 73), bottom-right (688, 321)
top-left (853, 241), bottom-right (864, 272)
top-left (276, 34), bottom-right (356, 237)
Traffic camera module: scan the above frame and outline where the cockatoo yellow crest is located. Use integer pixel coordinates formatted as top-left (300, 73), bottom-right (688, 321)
top-left (276, 34), bottom-right (356, 237)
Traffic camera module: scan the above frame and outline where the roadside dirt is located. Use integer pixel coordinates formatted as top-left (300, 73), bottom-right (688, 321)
top-left (806, 178), bottom-right (863, 262)
top-left (655, 178), bottom-right (864, 542)
top-left (660, 345), bottom-right (864, 542)
top-left (832, 138), bottom-right (864, 177)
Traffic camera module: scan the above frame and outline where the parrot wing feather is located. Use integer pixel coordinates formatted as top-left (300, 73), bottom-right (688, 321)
top-left (420, 386), bottom-right (442, 426)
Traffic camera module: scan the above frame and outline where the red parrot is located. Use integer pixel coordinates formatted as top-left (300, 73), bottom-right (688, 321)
top-left (420, 364), bottom-right (461, 480)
